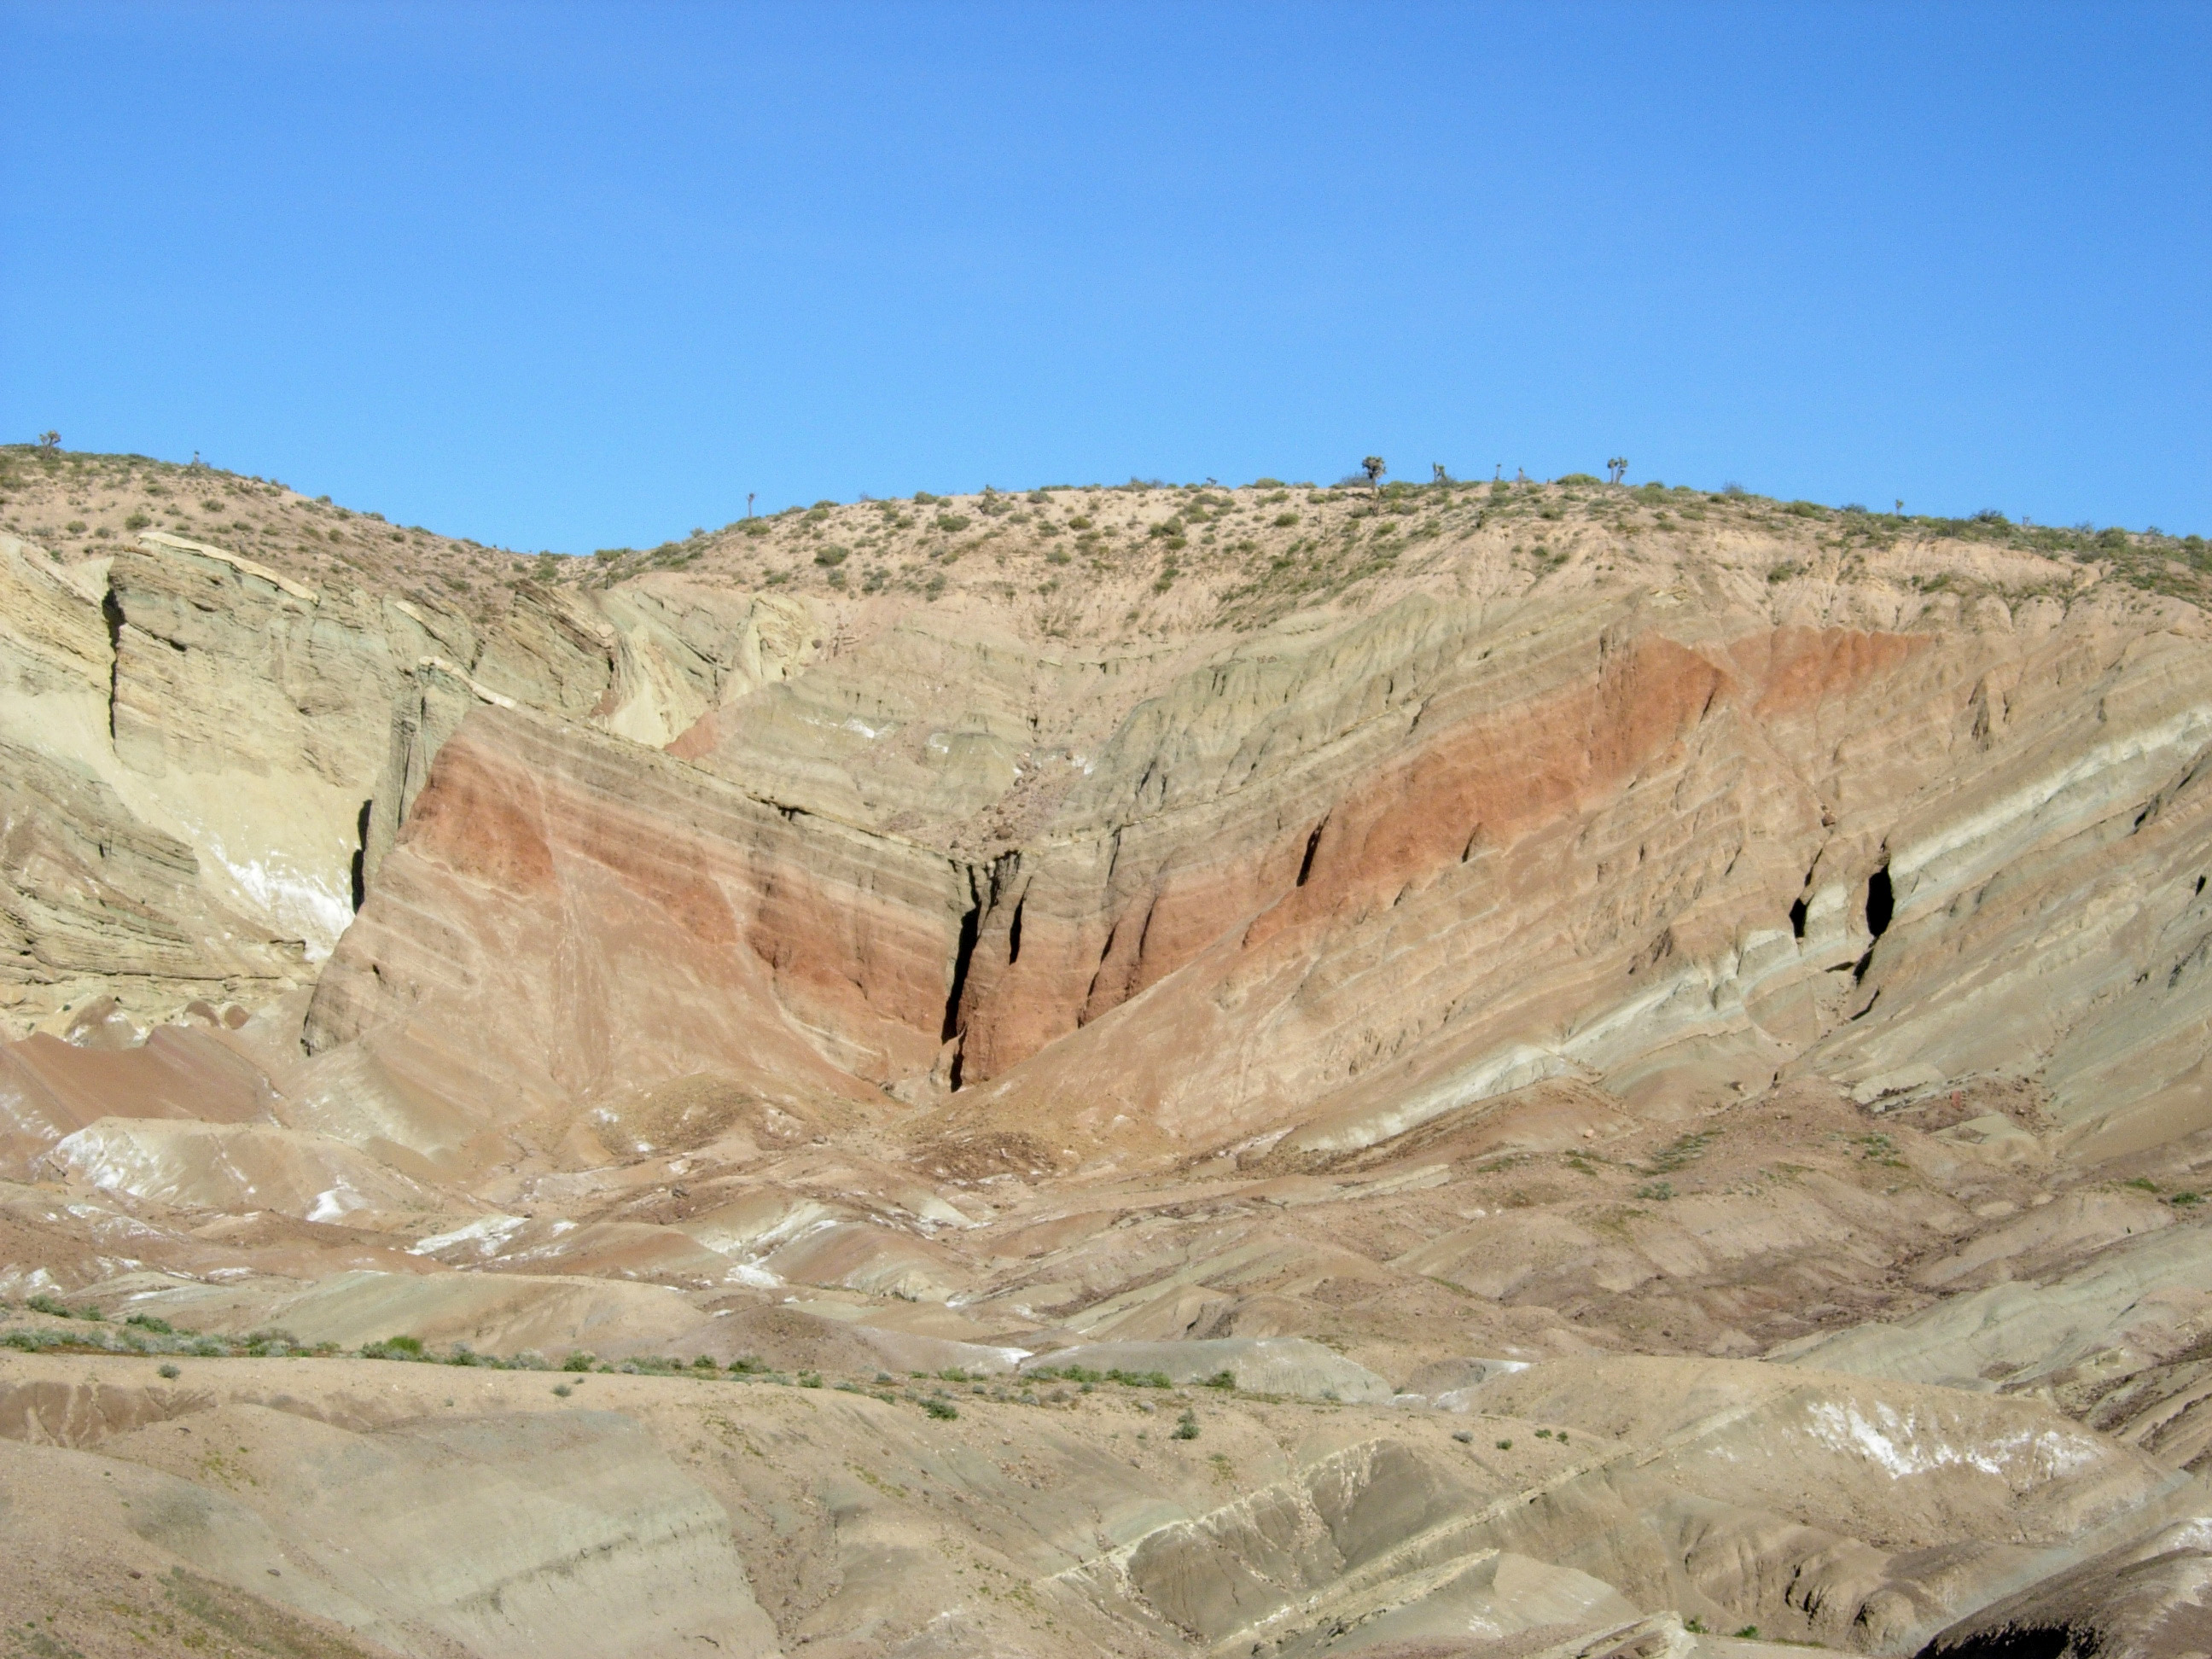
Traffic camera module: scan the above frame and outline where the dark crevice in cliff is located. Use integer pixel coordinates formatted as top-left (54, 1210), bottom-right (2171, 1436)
top-left (1853, 864), bottom-right (1893, 982)
top-left (1790, 894), bottom-right (1809, 940)
top-left (1296, 818), bottom-right (1327, 887)
top-left (1866, 865), bottom-right (1894, 938)
top-left (941, 864), bottom-right (984, 1088)
top-left (1080, 921), bottom-right (1118, 1019)
top-left (349, 799), bottom-right (372, 912)
top-left (1006, 895), bottom-right (1024, 965)
top-left (101, 587), bottom-right (123, 741)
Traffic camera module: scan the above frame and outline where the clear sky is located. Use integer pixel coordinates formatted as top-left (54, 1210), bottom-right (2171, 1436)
top-left (3, 2), bottom-right (2205, 552)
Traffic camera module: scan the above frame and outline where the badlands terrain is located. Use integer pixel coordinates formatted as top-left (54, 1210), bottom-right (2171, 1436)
top-left (3, 442), bottom-right (2212, 1658)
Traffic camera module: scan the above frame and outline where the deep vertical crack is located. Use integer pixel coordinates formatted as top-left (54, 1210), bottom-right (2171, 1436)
top-left (101, 585), bottom-right (123, 741)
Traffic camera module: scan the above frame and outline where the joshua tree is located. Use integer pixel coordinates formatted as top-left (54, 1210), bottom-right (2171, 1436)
top-left (1362, 456), bottom-right (1386, 492)
top-left (1607, 456), bottom-right (1628, 485)
top-left (36, 430), bottom-right (59, 451)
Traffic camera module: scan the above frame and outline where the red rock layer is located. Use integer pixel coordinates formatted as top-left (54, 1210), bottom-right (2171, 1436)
top-left (304, 704), bottom-right (972, 1114)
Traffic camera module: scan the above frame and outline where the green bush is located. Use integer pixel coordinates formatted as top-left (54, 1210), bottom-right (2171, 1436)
top-left (923, 1397), bottom-right (959, 1420)
top-left (1202, 1370), bottom-right (1237, 1390)
top-left (26, 1293), bottom-right (71, 1318)
top-left (934, 513), bottom-right (969, 533)
top-left (562, 1350), bottom-right (595, 1371)
top-left (158, 1362), bottom-right (181, 1379)
top-left (814, 546), bottom-right (848, 567)
top-left (1171, 1410), bottom-right (1200, 1441)
top-left (125, 1313), bottom-right (174, 1334)
top-left (1108, 1369), bottom-right (1173, 1389)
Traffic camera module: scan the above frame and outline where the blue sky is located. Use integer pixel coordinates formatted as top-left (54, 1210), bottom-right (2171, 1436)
top-left (3, 2), bottom-right (2205, 552)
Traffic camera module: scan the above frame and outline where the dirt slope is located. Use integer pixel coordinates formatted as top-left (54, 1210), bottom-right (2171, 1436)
top-left (3, 445), bottom-right (2212, 1656)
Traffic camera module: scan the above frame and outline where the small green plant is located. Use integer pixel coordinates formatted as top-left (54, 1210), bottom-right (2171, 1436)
top-left (1635, 1181), bottom-right (1675, 1202)
top-left (2172, 1191), bottom-right (2202, 1207)
top-left (1171, 1410), bottom-right (1200, 1441)
top-left (2126, 1176), bottom-right (2160, 1191)
top-left (1495, 1438), bottom-right (1513, 1451)
top-left (690, 1354), bottom-right (719, 1372)
top-left (1202, 1370), bottom-right (1237, 1390)
top-left (798, 1371), bottom-right (823, 1388)
top-left (1685, 1619), bottom-right (1707, 1635)
top-left (126, 1313), bottom-right (175, 1334)
top-left (937, 1366), bottom-right (971, 1383)
top-left (552, 1382), bottom-right (572, 1397)
top-left (26, 1293), bottom-right (71, 1318)
top-left (158, 1363), bottom-right (181, 1379)
top-left (813, 546), bottom-right (847, 566)
top-left (562, 1351), bottom-right (594, 1371)
top-left (1736, 1628), bottom-right (1760, 1641)
top-left (923, 1397), bottom-right (959, 1420)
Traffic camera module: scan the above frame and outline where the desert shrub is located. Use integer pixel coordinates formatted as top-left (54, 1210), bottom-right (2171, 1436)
top-left (562, 1350), bottom-right (595, 1371)
top-left (814, 546), bottom-right (847, 566)
top-left (1272, 512), bottom-right (1299, 527)
top-left (26, 1293), bottom-right (71, 1318)
top-left (1496, 1439), bottom-right (1513, 1450)
top-left (1202, 1370), bottom-right (1237, 1390)
top-left (1172, 1410), bottom-right (1200, 1441)
top-left (934, 513), bottom-right (969, 533)
top-left (1556, 473), bottom-right (1601, 486)
top-left (125, 1313), bottom-right (174, 1334)
top-left (158, 1363), bottom-right (181, 1379)
top-left (923, 1397), bottom-right (959, 1420)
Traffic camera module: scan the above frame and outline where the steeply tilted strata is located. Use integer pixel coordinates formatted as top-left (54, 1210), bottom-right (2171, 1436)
top-left (3, 447), bottom-right (2212, 1659)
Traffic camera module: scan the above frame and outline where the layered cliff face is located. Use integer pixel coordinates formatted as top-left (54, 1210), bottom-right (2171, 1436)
top-left (4, 448), bottom-right (2212, 1659)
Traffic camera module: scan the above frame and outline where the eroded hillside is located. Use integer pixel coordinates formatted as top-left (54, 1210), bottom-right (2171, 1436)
top-left (3, 445), bottom-right (2210, 1659)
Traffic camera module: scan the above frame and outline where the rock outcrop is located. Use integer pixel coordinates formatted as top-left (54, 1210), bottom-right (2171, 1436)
top-left (4, 452), bottom-right (2212, 1657)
